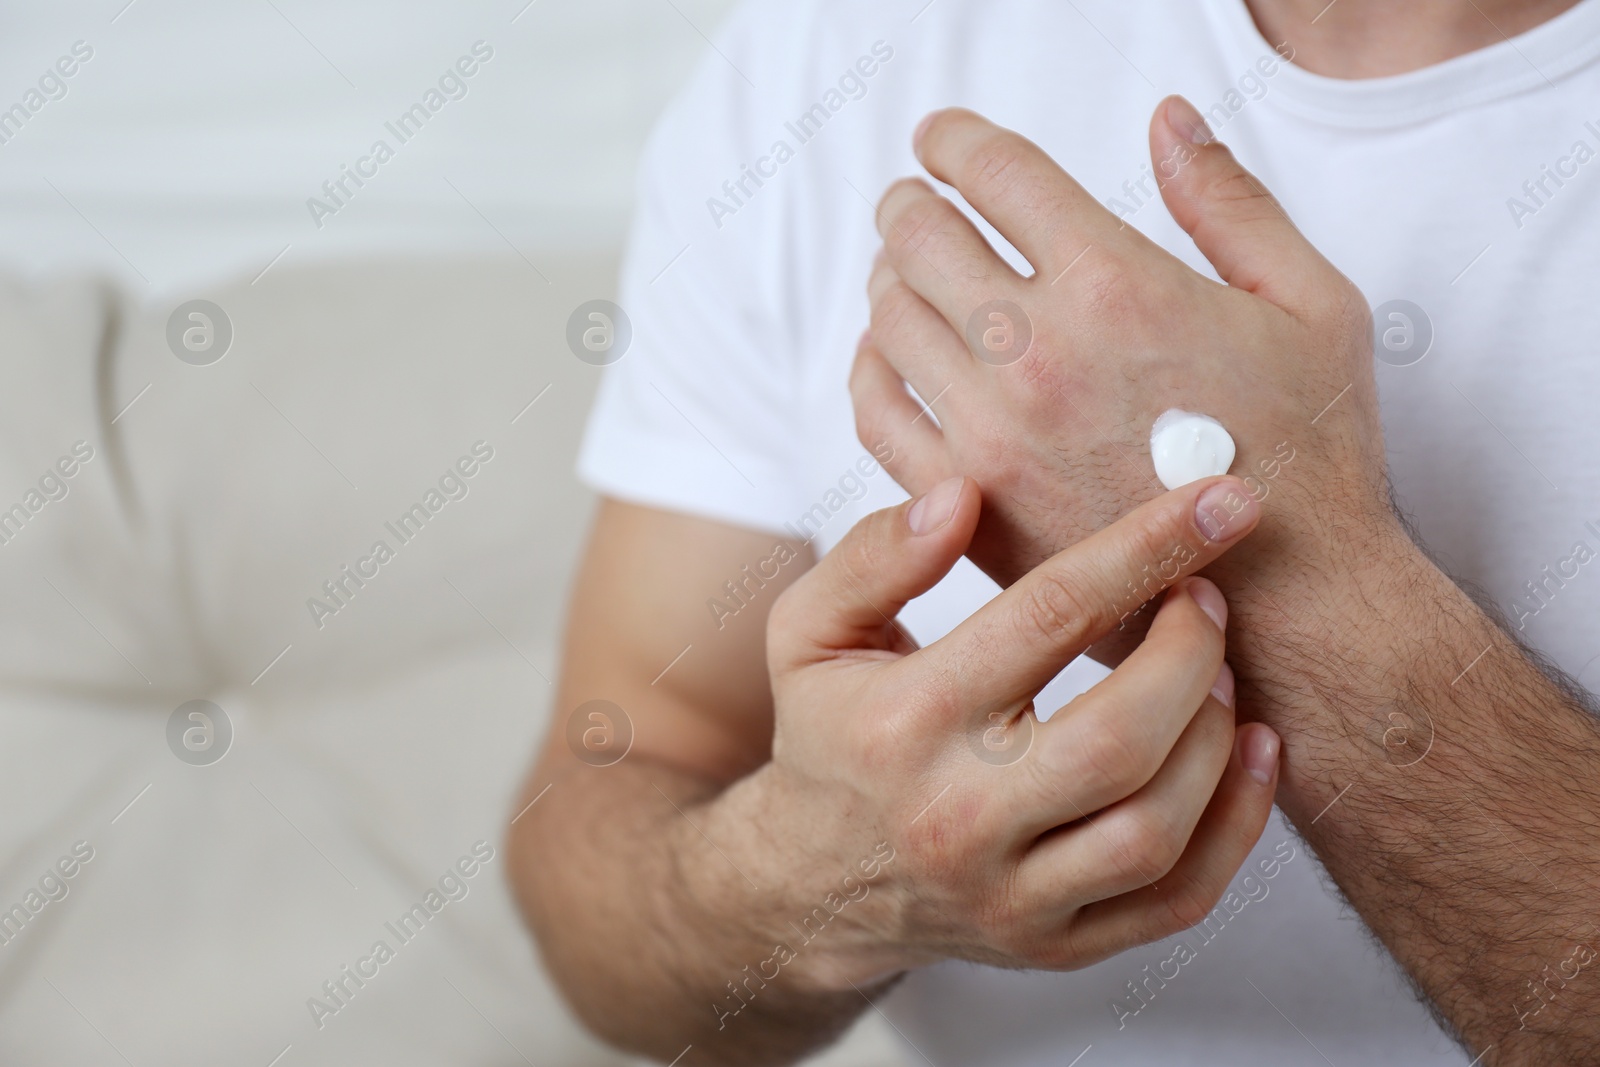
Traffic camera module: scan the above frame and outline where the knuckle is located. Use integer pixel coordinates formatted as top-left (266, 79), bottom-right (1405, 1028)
top-left (852, 397), bottom-right (885, 456)
top-left (1192, 699), bottom-right (1236, 758)
top-left (1157, 873), bottom-right (1224, 934)
top-left (1113, 813), bottom-right (1186, 883)
top-left (982, 896), bottom-right (1046, 961)
top-left (840, 508), bottom-right (895, 590)
top-left (980, 878), bottom-right (1081, 970)
top-left (1325, 279), bottom-right (1373, 339)
top-left (1124, 515), bottom-right (1193, 594)
top-left (887, 194), bottom-right (956, 256)
top-left (1203, 165), bottom-right (1277, 214)
top-left (1068, 713), bottom-right (1147, 794)
top-left (870, 281), bottom-right (925, 341)
top-left (850, 367), bottom-right (891, 451)
top-left (961, 131), bottom-right (1027, 199)
top-left (1164, 613), bottom-right (1225, 675)
top-left (982, 897), bottom-right (1078, 969)
top-left (1023, 936), bottom-right (1077, 971)
top-left (888, 198), bottom-right (993, 284)
top-left (1016, 570), bottom-right (1098, 646)
top-left (1017, 933), bottom-right (1073, 970)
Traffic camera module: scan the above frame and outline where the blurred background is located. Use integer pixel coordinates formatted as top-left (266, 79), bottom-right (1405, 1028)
top-left (5, 0), bottom-right (716, 286)
top-left (0, 2), bottom-right (904, 1063)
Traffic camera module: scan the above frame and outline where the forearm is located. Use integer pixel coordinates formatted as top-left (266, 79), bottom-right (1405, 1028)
top-left (1231, 523), bottom-right (1600, 1063)
top-left (508, 758), bottom-right (884, 1067)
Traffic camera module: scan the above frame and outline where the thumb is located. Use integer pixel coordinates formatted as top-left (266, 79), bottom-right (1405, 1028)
top-left (1149, 95), bottom-right (1339, 318)
top-left (768, 476), bottom-right (978, 671)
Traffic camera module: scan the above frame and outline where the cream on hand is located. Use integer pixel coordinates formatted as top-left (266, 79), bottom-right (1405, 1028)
top-left (1150, 408), bottom-right (1236, 490)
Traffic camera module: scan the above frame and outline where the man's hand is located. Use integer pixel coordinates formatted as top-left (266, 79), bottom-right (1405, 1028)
top-left (851, 99), bottom-right (1396, 618)
top-left (745, 474), bottom-right (1280, 991)
top-left (515, 476), bottom-right (1281, 1067)
top-left (843, 99), bottom-right (1600, 1065)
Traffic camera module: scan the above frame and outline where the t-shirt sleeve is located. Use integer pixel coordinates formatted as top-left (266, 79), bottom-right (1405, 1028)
top-left (577, 1), bottom-right (812, 535)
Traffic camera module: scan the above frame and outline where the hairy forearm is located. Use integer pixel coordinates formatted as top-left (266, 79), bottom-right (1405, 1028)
top-left (1231, 524), bottom-right (1600, 1063)
top-left (509, 759), bottom-right (884, 1066)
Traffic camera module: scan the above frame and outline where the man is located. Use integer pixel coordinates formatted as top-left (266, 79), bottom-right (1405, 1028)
top-left (511, 0), bottom-right (1600, 1063)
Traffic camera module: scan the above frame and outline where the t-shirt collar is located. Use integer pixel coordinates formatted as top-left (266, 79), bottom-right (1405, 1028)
top-left (1204, 0), bottom-right (1600, 127)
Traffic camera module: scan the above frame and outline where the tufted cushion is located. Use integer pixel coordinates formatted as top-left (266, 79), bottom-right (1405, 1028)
top-left (0, 257), bottom-right (622, 1066)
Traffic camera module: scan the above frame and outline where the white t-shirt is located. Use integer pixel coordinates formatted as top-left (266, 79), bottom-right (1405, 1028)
top-left (579, 1), bottom-right (1600, 1063)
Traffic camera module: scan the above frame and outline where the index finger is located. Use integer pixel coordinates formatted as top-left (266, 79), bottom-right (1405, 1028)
top-left (925, 476), bottom-right (1260, 709)
top-left (915, 108), bottom-right (1150, 277)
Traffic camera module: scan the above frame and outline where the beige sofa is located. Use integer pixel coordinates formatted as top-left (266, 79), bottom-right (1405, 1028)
top-left (0, 258), bottom-right (901, 1066)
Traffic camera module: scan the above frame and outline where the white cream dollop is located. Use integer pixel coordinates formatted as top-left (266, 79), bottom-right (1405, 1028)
top-left (1150, 408), bottom-right (1236, 490)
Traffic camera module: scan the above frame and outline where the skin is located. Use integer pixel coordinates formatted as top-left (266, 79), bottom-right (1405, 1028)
top-left (853, 98), bottom-right (1600, 1065)
top-left (512, 3), bottom-right (1595, 1065)
top-left (514, 479), bottom-right (1280, 1065)
top-left (1245, 0), bottom-right (1584, 78)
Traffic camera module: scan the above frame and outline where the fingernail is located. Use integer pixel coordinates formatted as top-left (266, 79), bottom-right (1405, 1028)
top-left (1240, 724), bottom-right (1280, 786)
top-left (913, 111), bottom-right (937, 152)
top-left (1194, 480), bottom-right (1259, 543)
top-left (1210, 661), bottom-right (1235, 708)
top-left (1186, 577), bottom-right (1227, 632)
top-left (859, 327), bottom-right (873, 349)
top-left (1165, 96), bottom-right (1214, 145)
top-left (908, 476), bottom-right (962, 535)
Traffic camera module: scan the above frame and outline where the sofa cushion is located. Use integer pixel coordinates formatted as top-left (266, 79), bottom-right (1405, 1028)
top-left (0, 257), bottom-right (622, 1066)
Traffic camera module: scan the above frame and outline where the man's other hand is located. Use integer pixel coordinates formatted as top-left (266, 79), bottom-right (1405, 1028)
top-left (737, 473), bottom-right (1280, 990)
top-left (851, 101), bottom-right (1399, 621)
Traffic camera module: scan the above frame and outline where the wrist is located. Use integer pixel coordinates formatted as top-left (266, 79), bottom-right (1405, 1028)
top-left (1220, 505), bottom-right (1485, 807)
top-left (679, 763), bottom-right (914, 997)
top-left (1216, 500), bottom-right (1410, 705)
